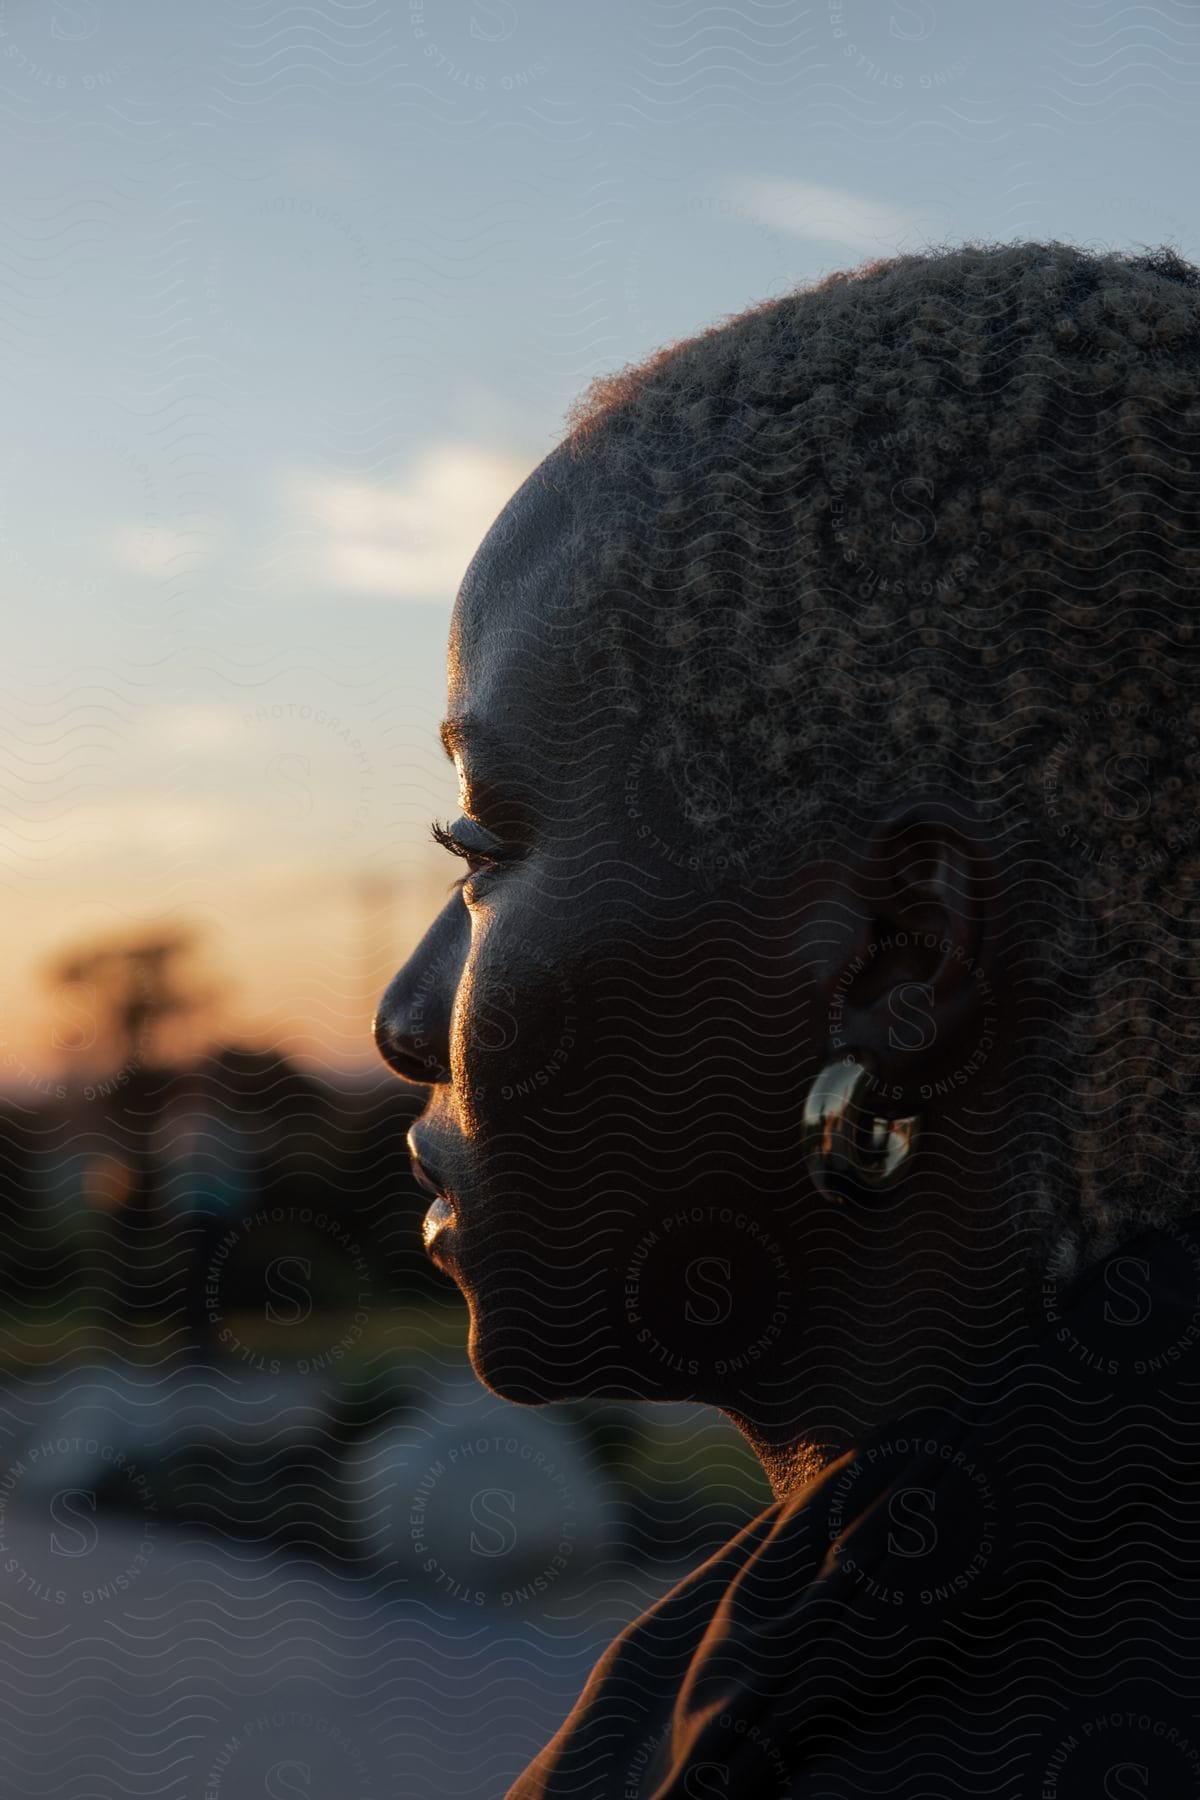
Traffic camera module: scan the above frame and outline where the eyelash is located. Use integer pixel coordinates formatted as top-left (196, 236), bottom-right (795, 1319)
top-left (430, 818), bottom-right (516, 892)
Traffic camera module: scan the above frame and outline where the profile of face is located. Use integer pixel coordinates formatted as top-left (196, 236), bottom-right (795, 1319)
top-left (374, 446), bottom-right (1029, 1452)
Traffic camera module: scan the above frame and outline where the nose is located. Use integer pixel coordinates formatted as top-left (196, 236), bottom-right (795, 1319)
top-left (372, 895), bottom-right (468, 1086)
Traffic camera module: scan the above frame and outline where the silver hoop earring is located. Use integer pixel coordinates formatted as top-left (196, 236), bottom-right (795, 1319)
top-left (801, 1053), bottom-right (920, 1199)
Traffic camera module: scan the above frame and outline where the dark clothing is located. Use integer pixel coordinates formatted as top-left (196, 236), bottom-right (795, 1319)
top-left (507, 1214), bottom-right (1200, 1797)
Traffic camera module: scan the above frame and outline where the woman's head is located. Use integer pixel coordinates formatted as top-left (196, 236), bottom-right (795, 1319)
top-left (376, 241), bottom-right (1200, 1442)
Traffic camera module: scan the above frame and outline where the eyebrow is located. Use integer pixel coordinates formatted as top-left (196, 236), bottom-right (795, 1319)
top-left (439, 714), bottom-right (502, 767)
top-left (439, 712), bottom-right (532, 834)
top-left (438, 718), bottom-right (460, 763)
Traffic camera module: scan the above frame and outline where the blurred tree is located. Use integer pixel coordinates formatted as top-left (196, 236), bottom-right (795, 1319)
top-left (45, 930), bottom-right (217, 1082)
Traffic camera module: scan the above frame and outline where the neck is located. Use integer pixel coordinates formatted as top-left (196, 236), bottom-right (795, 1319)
top-left (721, 1412), bottom-right (844, 1501)
top-left (712, 1186), bottom-right (1035, 1499)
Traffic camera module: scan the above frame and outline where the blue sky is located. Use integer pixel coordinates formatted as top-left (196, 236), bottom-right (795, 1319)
top-left (2, 0), bottom-right (1197, 1077)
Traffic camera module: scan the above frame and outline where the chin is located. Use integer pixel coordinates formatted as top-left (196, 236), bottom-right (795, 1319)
top-left (467, 1336), bottom-right (559, 1405)
top-left (452, 1225), bottom-right (721, 1405)
top-left (444, 1235), bottom-right (598, 1403)
top-left (463, 1301), bottom-right (708, 1408)
top-left (463, 1302), bottom-right (595, 1404)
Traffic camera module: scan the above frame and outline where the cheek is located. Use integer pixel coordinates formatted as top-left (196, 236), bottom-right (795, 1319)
top-left (451, 890), bottom-right (587, 1127)
top-left (453, 940), bottom-right (522, 1061)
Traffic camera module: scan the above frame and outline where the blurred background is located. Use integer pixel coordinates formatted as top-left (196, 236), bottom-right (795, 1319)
top-left (2, 1), bottom-right (1198, 1793)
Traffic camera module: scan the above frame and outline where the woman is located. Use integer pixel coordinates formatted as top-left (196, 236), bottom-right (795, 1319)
top-left (375, 242), bottom-right (1200, 1796)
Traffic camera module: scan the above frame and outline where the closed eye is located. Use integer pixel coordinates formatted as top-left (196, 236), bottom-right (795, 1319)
top-left (430, 817), bottom-right (520, 891)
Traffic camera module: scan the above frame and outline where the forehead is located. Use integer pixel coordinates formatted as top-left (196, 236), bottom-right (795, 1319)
top-left (446, 449), bottom-right (582, 725)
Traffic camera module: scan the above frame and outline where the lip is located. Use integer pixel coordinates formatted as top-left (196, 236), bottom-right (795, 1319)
top-left (408, 1133), bottom-right (458, 1256)
top-left (410, 1151), bottom-right (449, 1200)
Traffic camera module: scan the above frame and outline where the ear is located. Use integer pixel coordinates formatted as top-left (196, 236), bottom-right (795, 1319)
top-left (819, 802), bottom-right (1004, 1111)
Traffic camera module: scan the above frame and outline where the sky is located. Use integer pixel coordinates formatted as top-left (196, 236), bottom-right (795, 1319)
top-left (2, 0), bottom-right (1198, 1086)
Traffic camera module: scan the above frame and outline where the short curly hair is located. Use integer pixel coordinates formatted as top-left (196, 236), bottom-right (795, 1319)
top-left (563, 240), bottom-right (1200, 1282)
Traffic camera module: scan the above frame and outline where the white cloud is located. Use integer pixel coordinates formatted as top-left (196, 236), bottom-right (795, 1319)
top-left (284, 443), bottom-right (536, 601)
top-left (0, 795), bottom-right (237, 866)
top-left (728, 178), bottom-right (931, 255)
